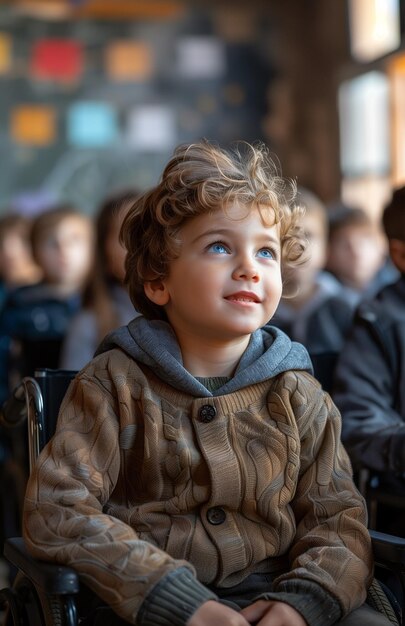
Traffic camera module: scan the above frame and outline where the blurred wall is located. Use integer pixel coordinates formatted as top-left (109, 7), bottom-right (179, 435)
top-left (0, 1), bottom-right (349, 214)
top-left (265, 1), bottom-right (350, 203)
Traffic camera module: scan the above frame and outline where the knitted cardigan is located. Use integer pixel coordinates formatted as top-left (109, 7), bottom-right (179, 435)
top-left (23, 348), bottom-right (372, 626)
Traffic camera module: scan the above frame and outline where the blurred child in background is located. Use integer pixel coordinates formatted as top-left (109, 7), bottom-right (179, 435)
top-left (0, 205), bottom-right (93, 403)
top-left (272, 188), bottom-right (354, 356)
top-left (325, 203), bottom-right (398, 306)
top-left (60, 190), bottom-right (139, 371)
top-left (0, 214), bottom-right (41, 573)
top-left (0, 205), bottom-right (93, 558)
top-left (0, 214), bottom-right (42, 310)
top-left (333, 187), bottom-right (405, 535)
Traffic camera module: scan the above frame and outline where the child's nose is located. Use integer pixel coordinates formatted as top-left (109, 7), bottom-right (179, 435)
top-left (232, 258), bottom-right (259, 282)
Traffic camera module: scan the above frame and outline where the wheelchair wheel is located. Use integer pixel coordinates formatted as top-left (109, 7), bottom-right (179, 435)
top-left (35, 592), bottom-right (76, 626)
top-left (0, 585), bottom-right (28, 625)
top-left (1, 572), bottom-right (76, 626)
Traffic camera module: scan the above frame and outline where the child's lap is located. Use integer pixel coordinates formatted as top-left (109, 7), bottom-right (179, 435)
top-left (86, 603), bottom-right (394, 625)
top-left (80, 573), bottom-right (395, 626)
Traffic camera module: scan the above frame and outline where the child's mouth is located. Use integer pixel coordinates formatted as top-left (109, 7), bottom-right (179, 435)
top-left (225, 292), bottom-right (260, 303)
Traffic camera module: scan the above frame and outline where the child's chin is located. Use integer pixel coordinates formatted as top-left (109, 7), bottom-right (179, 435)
top-left (229, 323), bottom-right (261, 336)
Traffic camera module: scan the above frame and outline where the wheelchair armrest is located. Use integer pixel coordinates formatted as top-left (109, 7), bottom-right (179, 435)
top-left (370, 529), bottom-right (405, 571)
top-left (4, 537), bottom-right (80, 595)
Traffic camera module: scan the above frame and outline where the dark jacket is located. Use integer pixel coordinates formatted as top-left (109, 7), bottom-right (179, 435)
top-left (0, 282), bottom-right (81, 404)
top-left (332, 274), bottom-right (405, 481)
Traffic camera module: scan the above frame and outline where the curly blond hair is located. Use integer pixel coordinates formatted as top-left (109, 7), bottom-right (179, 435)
top-left (121, 140), bottom-right (307, 320)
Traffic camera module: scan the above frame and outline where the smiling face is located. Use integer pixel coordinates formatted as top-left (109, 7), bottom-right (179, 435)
top-left (144, 202), bottom-right (282, 353)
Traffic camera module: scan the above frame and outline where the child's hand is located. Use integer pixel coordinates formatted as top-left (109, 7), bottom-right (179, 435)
top-left (187, 599), bottom-right (306, 626)
top-left (241, 599), bottom-right (307, 626)
top-left (187, 600), bottom-right (250, 625)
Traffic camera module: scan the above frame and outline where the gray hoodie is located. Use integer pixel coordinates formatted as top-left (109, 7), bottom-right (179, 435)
top-left (95, 316), bottom-right (313, 396)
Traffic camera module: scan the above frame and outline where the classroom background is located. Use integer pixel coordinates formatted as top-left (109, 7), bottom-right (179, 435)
top-left (0, 0), bottom-right (402, 220)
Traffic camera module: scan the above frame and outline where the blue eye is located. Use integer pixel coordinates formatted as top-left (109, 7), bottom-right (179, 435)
top-left (208, 242), bottom-right (229, 254)
top-left (257, 248), bottom-right (274, 259)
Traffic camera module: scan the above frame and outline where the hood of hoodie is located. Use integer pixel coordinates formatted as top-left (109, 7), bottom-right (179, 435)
top-left (95, 316), bottom-right (313, 398)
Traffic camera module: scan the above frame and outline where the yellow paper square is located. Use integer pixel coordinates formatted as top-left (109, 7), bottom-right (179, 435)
top-left (0, 33), bottom-right (12, 74)
top-left (11, 105), bottom-right (56, 146)
top-left (105, 41), bottom-right (153, 81)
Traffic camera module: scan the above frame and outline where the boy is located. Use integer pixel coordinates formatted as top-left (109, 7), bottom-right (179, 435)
top-left (23, 142), bottom-right (389, 626)
top-left (333, 186), bottom-right (405, 536)
top-left (325, 204), bottom-right (397, 307)
top-left (272, 187), bottom-right (354, 355)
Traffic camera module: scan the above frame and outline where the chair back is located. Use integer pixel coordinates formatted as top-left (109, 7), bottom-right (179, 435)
top-left (7, 368), bottom-right (77, 472)
top-left (20, 338), bottom-right (66, 378)
top-left (34, 368), bottom-right (77, 449)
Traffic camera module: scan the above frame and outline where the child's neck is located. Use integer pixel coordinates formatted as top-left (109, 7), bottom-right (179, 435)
top-left (177, 334), bottom-right (251, 377)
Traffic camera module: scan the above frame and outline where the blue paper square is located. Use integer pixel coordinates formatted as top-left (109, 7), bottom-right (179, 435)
top-left (67, 101), bottom-right (119, 147)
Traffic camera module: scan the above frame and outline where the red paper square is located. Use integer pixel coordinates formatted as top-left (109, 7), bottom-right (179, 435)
top-left (31, 39), bottom-right (83, 82)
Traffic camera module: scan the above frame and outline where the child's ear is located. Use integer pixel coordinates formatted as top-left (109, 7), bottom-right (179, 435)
top-left (389, 239), bottom-right (405, 273)
top-left (144, 279), bottom-right (170, 306)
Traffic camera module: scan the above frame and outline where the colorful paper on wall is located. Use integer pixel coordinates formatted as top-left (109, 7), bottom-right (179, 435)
top-left (31, 39), bottom-right (83, 82)
top-left (177, 36), bottom-right (225, 79)
top-left (0, 33), bottom-right (12, 75)
top-left (11, 105), bottom-right (56, 146)
top-left (67, 101), bottom-right (119, 147)
top-left (127, 105), bottom-right (176, 151)
top-left (105, 40), bottom-right (153, 81)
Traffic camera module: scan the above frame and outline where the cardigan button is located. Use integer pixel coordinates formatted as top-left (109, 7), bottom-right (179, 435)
top-left (199, 405), bottom-right (216, 423)
top-left (206, 507), bottom-right (226, 525)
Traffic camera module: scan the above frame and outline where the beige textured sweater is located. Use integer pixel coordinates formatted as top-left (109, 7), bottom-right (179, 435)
top-left (23, 348), bottom-right (372, 625)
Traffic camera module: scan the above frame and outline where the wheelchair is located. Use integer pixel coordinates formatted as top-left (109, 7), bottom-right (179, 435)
top-left (0, 369), bottom-right (404, 626)
top-left (0, 369), bottom-right (79, 626)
